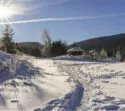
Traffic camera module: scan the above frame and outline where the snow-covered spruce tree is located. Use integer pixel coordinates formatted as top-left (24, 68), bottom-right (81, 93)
top-left (100, 48), bottom-right (108, 58)
top-left (41, 30), bottom-right (52, 57)
top-left (1, 25), bottom-right (16, 53)
top-left (116, 51), bottom-right (121, 62)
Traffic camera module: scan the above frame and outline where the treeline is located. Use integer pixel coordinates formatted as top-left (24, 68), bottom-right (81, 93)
top-left (100, 44), bottom-right (125, 61)
top-left (2, 24), bottom-right (124, 60)
top-left (88, 45), bottom-right (125, 61)
top-left (41, 30), bottom-right (67, 57)
top-left (0, 25), bottom-right (67, 57)
top-left (16, 45), bottom-right (42, 57)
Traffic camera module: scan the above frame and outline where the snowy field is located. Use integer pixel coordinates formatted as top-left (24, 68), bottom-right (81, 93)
top-left (0, 53), bottom-right (125, 111)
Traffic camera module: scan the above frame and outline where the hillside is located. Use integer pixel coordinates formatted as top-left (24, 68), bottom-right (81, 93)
top-left (17, 42), bottom-right (42, 57)
top-left (70, 33), bottom-right (125, 50)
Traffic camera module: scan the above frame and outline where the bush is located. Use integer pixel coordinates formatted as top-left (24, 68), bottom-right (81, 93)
top-left (100, 48), bottom-right (108, 58)
top-left (116, 51), bottom-right (121, 62)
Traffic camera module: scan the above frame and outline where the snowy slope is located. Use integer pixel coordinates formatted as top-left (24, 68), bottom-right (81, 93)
top-left (51, 58), bottom-right (125, 111)
top-left (0, 53), bottom-right (72, 111)
top-left (0, 53), bottom-right (125, 111)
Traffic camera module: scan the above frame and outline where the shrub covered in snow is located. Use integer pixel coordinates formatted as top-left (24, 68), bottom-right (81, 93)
top-left (0, 51), bottom-right (39, 78)
top-left (116, 51), bottom-right (121, 62)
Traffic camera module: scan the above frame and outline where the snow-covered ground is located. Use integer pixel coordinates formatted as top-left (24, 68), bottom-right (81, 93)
top-left (0, 53), bottom-right (125, 111)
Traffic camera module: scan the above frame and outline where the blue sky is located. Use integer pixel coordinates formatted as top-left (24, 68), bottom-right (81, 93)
top-left (1, 0), bottom-right (125, 44)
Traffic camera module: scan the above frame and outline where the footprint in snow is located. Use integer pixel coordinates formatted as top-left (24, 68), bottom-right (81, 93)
top-left (102, 80), bottom-right (110, 83)
top-left (11, 99), bottom-right (18, 103)
top-left (101, 105), bottom-right (120, 110)
top-left (96, 91), bottom-right (103, 95)
top-left (33, 108), bottom-right (42, 111)
top-left (103, 96), bottom-right (115, 101)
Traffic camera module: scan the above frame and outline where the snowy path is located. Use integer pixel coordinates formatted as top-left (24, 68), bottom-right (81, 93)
top-left (0, 57), bottom-right (125, 111)
top-left (50, 60), bottom-right (125, 111)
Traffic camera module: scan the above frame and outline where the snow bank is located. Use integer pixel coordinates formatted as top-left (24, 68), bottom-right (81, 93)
top-left (42, 82), bottom-right (84, 111)
top-left (0, 51), bottom-right (41, 79)
top-left (0, 54), bottom-right (72, 111)
top-left (63, 82), bottom-right (84, 110)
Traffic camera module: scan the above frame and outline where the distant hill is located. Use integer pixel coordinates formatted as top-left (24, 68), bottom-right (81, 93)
top-left (17, 42), bottom-right (42, 48)
top-left (17, 42), bottom-right (42, 57)
top-left (70, 33), bottom-right (125, 51)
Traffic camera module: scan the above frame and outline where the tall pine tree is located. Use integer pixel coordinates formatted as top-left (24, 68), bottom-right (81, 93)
top-left (1, 25), bottom-right (15, 53)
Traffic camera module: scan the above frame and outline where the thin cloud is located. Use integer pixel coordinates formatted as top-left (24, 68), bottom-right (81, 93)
top-left (0, 13), bottom-right (125, 25)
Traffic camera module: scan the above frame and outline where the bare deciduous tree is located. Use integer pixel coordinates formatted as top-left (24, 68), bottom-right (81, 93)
top-left (41, 30), bottom-right (52, 57)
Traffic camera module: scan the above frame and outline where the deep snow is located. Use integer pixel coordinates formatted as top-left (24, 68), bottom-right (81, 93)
top-left (0, 53), bottom-right (125, 111)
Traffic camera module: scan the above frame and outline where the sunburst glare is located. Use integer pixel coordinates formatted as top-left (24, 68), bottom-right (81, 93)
top-left (0, 0), bottom-right (24, 22)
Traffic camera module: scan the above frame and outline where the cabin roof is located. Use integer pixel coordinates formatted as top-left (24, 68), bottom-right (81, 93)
top-left (67, 47), bottom-right (84, 52)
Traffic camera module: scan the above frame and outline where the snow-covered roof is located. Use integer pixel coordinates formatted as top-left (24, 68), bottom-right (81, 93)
top-left (89, 49), bottom-right (96, 53)
top-left (67, 47), bottom-right (84, 52)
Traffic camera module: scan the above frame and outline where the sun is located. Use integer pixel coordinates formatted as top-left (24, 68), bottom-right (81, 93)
top-left (0, 0), bottom-right (24, 22)
top-left (0, 6), bottom-right (14, 19)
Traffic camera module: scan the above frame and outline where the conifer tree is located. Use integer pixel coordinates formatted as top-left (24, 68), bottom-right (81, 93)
top-left (1, 25), bottom-right (15, 53)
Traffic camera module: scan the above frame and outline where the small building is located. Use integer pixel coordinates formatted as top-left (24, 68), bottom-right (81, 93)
top-left (67, 47), bottom-right (84, 55)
